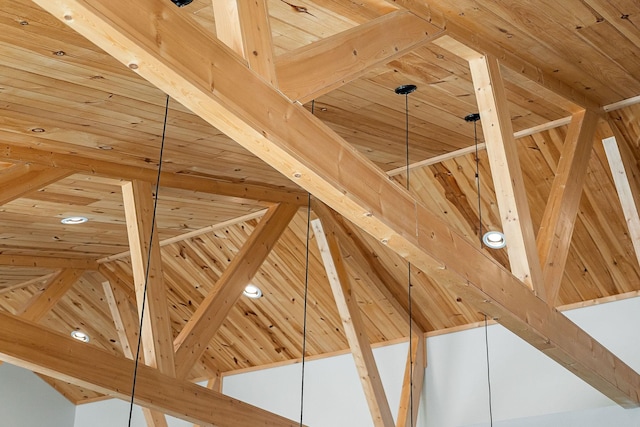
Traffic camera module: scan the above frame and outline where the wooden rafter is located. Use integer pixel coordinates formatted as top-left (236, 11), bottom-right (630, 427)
top-left (0, 143), bottom-right (306, 206)
top-left (17, 268), bottom-right (84, 322)
top-left (29, 0), bottom-right (640, 407)
top-left (0, 254), bottom-right (97, 270)
top-left (214, 0), bottom-right (277, 85)
top-left (396, 334), bottom-right (426, 427)
top-left (467, 52), bottom-right (546, 299)
top-left (537, 110), bottom-right (599, 304)
top-left (275, 10), bottom-right (444, 103)
top-left (122, 180), bottom-right (175, 377)
top-left (0, 311), bottom-right (300, 427)
top-left (173, 203), bottom-right (298, 378)
top-left (312, 218), bottom-right (395, 427)
top-left (0, 163), bottom-right (71, 206)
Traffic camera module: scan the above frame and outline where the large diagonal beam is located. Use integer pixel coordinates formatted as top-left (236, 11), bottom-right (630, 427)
top-left (0, 311), bottom-right (300, 427)
top-left (173, 203), bottom-right (298, 378)
top-left (537, 110), bottom-right (598, 304)
top-left (275, 10), bottom-right (444, 103)
top-left (312, 218), bottom-right (395, 427)
top-left (122, 180), bottom-right (175, 377)
top-left (0, 163), bottom-right (71, 205)
top-left (34, 0), bottom-right (640, 406)
top-left (17, 268), bottom-right (84, 322)
top-left (0, 143), bottom-right (306, 205)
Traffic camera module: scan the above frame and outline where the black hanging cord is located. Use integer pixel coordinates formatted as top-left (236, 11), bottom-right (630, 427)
top-left (127, 95), bottom-right (170, 426)
top-left (484, 314), bottom-right (494, 427)
top-left (299, 101), bottom-right (314, 427)
top-left (395, 84), bottom-right (416, 427)
top-left (465, 113), bottom-right (483, 247)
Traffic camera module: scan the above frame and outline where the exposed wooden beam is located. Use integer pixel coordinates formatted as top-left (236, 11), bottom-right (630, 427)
top-left (467, 53), bottom-right (546, 299)
top-left (214, 0), bottom-right (277, 86)
top-left (0, 311), bottom-right (300, 427)
top-left (0, 163), bottom-right (71, 206)
top-left (537, 110), bottom-right (598, 304)
top-left (313, 201), bottom-right (427, 334)
top-left (0, 272), bottom-right (57, 296)
top-left (602, 129), bottom-right (640, 271)
top-left (122, 180), bottom-right (175, 377)
top-left (35, 0), bottom-right (640, 406)
top-left (194, 374), bottom-right (223, 427)
top-left (396, 335), bottom-right (426, 427)
top-left (312, 218), bottom-right (394, 427)
top-left (173, 203), bottom-right (298, 378)
top-left (383, 0), bottom-right (446, 28)
top-left (275, 10), bottom-right (444, 103)
top-left (0, 143), bottom-right (306, 206)
top-left (17, 268), bottom-right (84, 322)
top-left (0, 254), bottom-right (98, 270)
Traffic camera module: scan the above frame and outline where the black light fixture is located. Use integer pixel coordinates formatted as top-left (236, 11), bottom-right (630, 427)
top-left (170, 0), bottom-right (193, 7)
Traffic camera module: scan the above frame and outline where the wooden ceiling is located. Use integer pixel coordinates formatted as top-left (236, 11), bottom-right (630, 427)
top-left (0, 0), bottom-right (639, 425)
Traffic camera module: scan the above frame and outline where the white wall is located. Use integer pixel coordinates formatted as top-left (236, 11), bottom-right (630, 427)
top-left (223, 296), bottom-right (640, 427)
top-left (0, 362), bottom-right (76, 427)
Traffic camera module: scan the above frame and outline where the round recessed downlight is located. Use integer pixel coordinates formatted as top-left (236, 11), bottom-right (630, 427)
top-left (61, 216), bottom-right (88, 225)
top-left (243, 284), bottom-right (263, 299)
top-left (483, 231), bottom-right (506, 249)
top-left (70, 330), bottom-right (90, 343)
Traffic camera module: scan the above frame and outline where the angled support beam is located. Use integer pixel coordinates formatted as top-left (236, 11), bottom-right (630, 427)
top-left (467, 53), bottom-right (546, 300)
top-left (275, 10), bottom-right (444, 103)
top-left (396, 334), bottom-right (426, 427)
top-left (36, 0), bottom-right (640, 406)
top-left (17, 268), bottom-right (84, 322)
top-left (0, 143), bottom-right (306, 206)
top-left (0, 163), bottom-right (71, 206)
top-left (173, 203), bottom-right (298, 378)
top-left (537, 110), bottom-right (599, 304)
top-left (312, 218), bottom-right (394, 427)
top-left (0, 311), bottom-right (300, 427)
top-left (122, 180), bottom-right (175, 377)
top-left (0, 254), bottom-right (98, 270)
top-left (313, 201), bottom-right (427, 335)
top-left (214, 0), bottom-right (277, 86)
top-left (602, 128), bottom-right (640, 271)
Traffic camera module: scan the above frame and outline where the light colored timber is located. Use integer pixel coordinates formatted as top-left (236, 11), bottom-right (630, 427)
top-left (313, 201), bottom-right (426, 335)
top-left (34, 0), bottom-right (640, 406)
top-left (468, 53), bottom-right (546, 299)
top-left (0, 311), bottom-right (301, 427)
top-left (537, 110), bottom-right (598, 304)
top-left (0, 272), bottom-right (57, 296)
top-left (102, 278), bottom-right (167, 427)
top-left (603, 94), bottom-right (640, 112)
top-left (17, 268), bottom-right (85, 322)
top-left (0, 143), bottom-right (306, 206)
top-left (396, 334), bottom-right (426, 427)
top-left (0, 163), bottom-right (71, 206)
top-left (122, 180), bottom-right (175, 377)
top-left (275, 10), bottom-right (444, 103)
top-left (602, 133), bottom-right (640, 272)
top-left (194, 374), bottom-right (223, 427)
top-left (173, 203), bottom-right (298, 379)
top-left (312, 218), bottom-right (395, 427)
top-left (581, 0), bottom-right (640, 51)
top-left (0, 254), bottom-right (98, 270)
top-left (213, 0), bottom-right (245, 57)
top-left (98, 209), bottom-right (268, 263)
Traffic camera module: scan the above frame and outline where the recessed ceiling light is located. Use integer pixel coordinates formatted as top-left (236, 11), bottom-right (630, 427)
top-left (483, 231), bottom-right (506, 249)
top-left (243, 284), bottom-right (263, 299)
top-left (61, 216), bottom-right (88, 225)
top-left (70, 330), bottom-right (90, 343)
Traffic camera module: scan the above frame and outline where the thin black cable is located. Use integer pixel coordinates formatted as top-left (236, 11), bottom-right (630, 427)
top-left (403, 92), bottom-right (415, 427)
top-left (485, 314), bottom-right (494, 427)
top-left (474, 119), bottom-right (483, 248)
top-left (127, 95), bottom-right (170, 426)
top-left (299, 193), bottom-right (311, 427)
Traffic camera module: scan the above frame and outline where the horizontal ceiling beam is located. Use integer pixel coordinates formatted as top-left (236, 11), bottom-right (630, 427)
top-left (0, 311), bottom-right (300, 427)
top-left (0, 254), bottom-right (98, 270)
top-left (32, 0), bottom-right (640, 407)
top-left (0, 142), bottom-right (306, 205)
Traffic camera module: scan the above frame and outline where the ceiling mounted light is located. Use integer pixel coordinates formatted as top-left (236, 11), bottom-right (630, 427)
top-left (70, 330), bottom-right (90, 343)
top-left (243, 284), bottom-right (263, 299)
top-left (61, 216), bottom-right (88, 225)
top-left (483, 231), bottom-right (506, 249)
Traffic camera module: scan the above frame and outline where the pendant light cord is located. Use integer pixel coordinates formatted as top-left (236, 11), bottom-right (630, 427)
top-left (404, 92), bottom-right (415, 427)
top-left (299, 100), bottom-right (314, 427)
top-left (485, 315), bottom-right (494, 427)
top-left (474, 119), bottom-right (483, 247)
top-left (127, 95), bottom-right (170, 426)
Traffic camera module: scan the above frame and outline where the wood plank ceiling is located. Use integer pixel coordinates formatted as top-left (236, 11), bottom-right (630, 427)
top-left (0, 0), bottom-right (639, 417)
